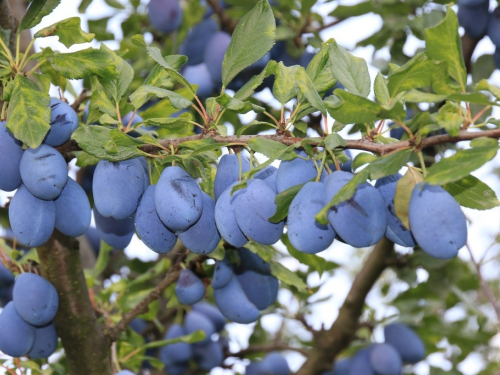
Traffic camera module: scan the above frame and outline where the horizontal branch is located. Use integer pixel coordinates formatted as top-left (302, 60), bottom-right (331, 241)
top-left (105, 254), bottom-right (207, 342)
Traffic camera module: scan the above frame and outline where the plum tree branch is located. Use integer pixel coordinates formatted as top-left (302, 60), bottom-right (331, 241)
top-left (37, 231), bottom-right (112, 375)
top-left (105, 253), bottom-right (208, 342)
top-left (0, 0), bottom-right (18, 53)
top-left (207, 0), bottom-right (237, 33)
top-left (296, 237), bottom-right (396, 374)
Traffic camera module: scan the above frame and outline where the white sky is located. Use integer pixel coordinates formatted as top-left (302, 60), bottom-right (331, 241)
top-left (3, 0), bottom-right (500, 374)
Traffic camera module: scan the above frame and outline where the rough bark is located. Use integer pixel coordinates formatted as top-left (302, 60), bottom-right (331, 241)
top-left (296, 238), bottom-right (396, 374)
top-left (37, 232), bottom-right (112, 375)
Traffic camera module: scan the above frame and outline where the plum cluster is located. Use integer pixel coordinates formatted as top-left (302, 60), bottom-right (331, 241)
top-left (0, 273), bottom-right (59, 359)
top-left (246, 352), bottom-right (291, 375)
top-left (159, 302), bottom-right (226, 374)
top-left (1, 99), bottom-right (90, 247)
top-left (212, 248), bottom-right (279, 324)
top-left (457, 0), bottom-right (500, 68)
top-left (326, 323), bottom-right (425, 375)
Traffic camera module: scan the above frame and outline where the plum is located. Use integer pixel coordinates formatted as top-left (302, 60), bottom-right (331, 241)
top-left (254, 165), bottom-right (278, 192)
top-left (135, 185), bottom-right (177, 254)
top-left (180, 18), bottom-right (218, 66)
top-left (9, 185), bottom-right (55, 247)
top-left (184, 310), bottom-right (216, 345)
top-left (148, 0), bottom-right (182, 34)
top-left (159, 323), bottom-right (193, 364)
top-left (44, 98), bottom-right (79, 147)
top-left (93, 208), bottom-right (135, 249)
top-left (0, 121), bottom-right (24, 192)
top-left (237, 270), bottom-right (278, 310)
top-left (409, 183), bottom-right (467, 259)
top-left (28, 322), bottom-right (58, 359)
top-left (204, 31), bottom-right (231, 84)
top-left (384, 323), bottom-right (425, 364)
top-left (54, 177), bottom-right (91, 237)
top-left (20, 144), bottom-right (68, 200)
top-left (276, 150), bottom-right (318, 193)
top-left (349, 348), bottom-right (375, 375)
top-left (193, 340), bottom-right (224, 370)
top-left (214, 154), bottom-right (250, 201)
top-left (155, 166), bottom-right (203, 231)
top-left (0, 302), bottom-right (36, 357)
top-left (369, 343), bottom-right (402, 375)
top-left (212, 257), bottom-right (234, 290)
top-left (182, 63), bottom-right (215, 98)
top-left (214, 276), bottom-right (260, 324)
top-left (458, 1), bottom-right (489, 39)
top-left (287, 181), bottom-right (336, 253)
top-left (333, 358), bottom-right (352, 375)
top-left (192, 302), bottom-right (226, 332)
top-left (260, 352), bottom-right (291, 375)
top-left (175, 269), bottom-right (205, 305)
top-left (214, 182), bottom-right (249, 247)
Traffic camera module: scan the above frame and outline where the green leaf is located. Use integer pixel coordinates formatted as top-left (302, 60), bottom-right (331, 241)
top-left (315, 168), bottom-right (370, 225)
top-left (327, 39), bottom-right (370, 97)
top-left (425, 6), bottom-right (467, 91)
top-left (394, 168), bottom-right (423, 229)
top-left (374, 72), bottom-right (390, 106)
top-left (215, 93), bottom-right (265, 114)
top-left (87, 17), bottom-right (114, 41)
top-left (296, 67), bottom-right (327, 114)
top-left (104, 0), bottom-right (125, 9)
top-left (325, 90), bottom-right (383, 123)
top-left (48, 48), bottom-right (119, 80)
top-left (329, 1), bottom-right (374, 18)
top-left (269, 183), bottom-right (306, 223)
top-left (387, 53), bottom-right (434, 98)
top-left (369, 149), bottom-right (413, 180)
top-left (352, 152), bottom-right (377, 171)
top-left (273, 63), bottom-right (299, 105)
top-left (476, 79), bottom-right (500, 100)
top-left (234, 60), bottom-right (277, 101)
top-left (434, 112), bottom-right (462, 137)
top-left (306, 43), bottom-right (338, 95)
top-left (98, 44), bottom-right (133, 103)
top-left (443, 175), bottom-right (500, 210)
top-left (324, 133), bottom-right (347, 151)
top-left (142, 330), bottom-right (206, 350)
top-left (131, 35), bottom-right (195, 95)
top-left (78, 0), bottom-right (93, 13)
top-left (247, 138), bottom-right (297, 161)
top-left (425, 146), bottom-right (498, 186)
top-left (34, 17), bottom-right (94, 48)
top-left (6, 74), bottom-right (50, 148)
top-left (270, 262), bottom-right (308, 293)
top-left (404, 90), bottom-right (447, 103)
top-left (19, 0), bottom-right (61, 30)
top-left (72, 126), bottom-right (146, 161)
top-left (141, 114), bottom-right (193, 133)
top-left (130, 85), bottom-right (192, 110)
top-left (221, 0), bottom-right (276, 87)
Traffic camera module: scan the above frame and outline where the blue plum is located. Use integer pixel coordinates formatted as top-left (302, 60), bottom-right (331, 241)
top-left (0, 121), bottom-right (23, 192)
top-left (333, 358), bottom-right (352, 375)
top-left (384, 323), bottom-right (425, 364)
top-left (214, 154), bottom-right (250, 201)
top-left (155, 166), bottom-right (203, 231)
top-left (260, 352), bottom-right (290, 375)
top-left (458, 0), bottom-right (489, 5)
top-left (214, 182), bottom-right (249, 247)
top-left (93, 208), bottom-right (135, 249)
top-left (204, 31), bottom-right (231, 83)
top-left (183, 63), bottom-right (215, 98)
top-left (233, 179), bottom-right (285, 245)
top-left (389, 126), bottom-right (405, 141)
top-left (341, 149), bottom-right (353, 172)
top-left (458, 1), bottom-right (489, 39)
top-left (45, 98), bottom-right (79, 147)
top-left (180, 18), bottom-right (218, 66)
top-left (85, 226), bottom-right (101, 255)
top-left (374, 174), bottom-right (416, 247)
top-left (9, 185), bottom-right (55, 247)
top-left (20, 144), bottom-right (68, 200)
top-left (54, 177), bottom-right (91, 237)
top-left (409, 183), bottom-right (467, 259)
top-left (495, 47), bottom-right (500, 70)
top-left (235, 247), bottom-right (271, 275)
top-left (349, 348), bottom-right (375, 375)
top-left (246, 362), bottom-right (263, 375)
top-left (159, 323), bottom-right (193, 364)
top-left (214, 275), bottom-right (260, 324)
top-left (175, 269), bottom-right (205, 305)
top-left (0, 285), bottom-right (13, 306)
top-left (192, 302), bottom-right (226, 332)
top-left (324, 171), bottom-right (387, 248)
top-left (135, 185), bottom-right (177, 254)
top-left (212, 258), bottom-right (234, 290)
top-left (0, 262), bottom-right (14, 287)
top-left (237, 271), bottom-right (278, 310)
top-left (93, 158), bottom-right (145, 220)
top-left (116, 371), bottom-right (135, 375)
top-left (178, 191), bottom-right (221, 254)
top-left (184, 310), bottom-right (216, 345)
top-left (193, 340), bottom-right (224, 370)
top-left (369, 343), bottom-right (402, 375)
top-left (28, 322), bottom-right (58, 359)
top-left (489, 8), bottom-right (500, 47)
top-left (276, 150), bottom-right (318, 193)
top-left (13, 273), bottom-right (58, 327)
top-left (129, 318), bottom-right (147, 334)
top-left (287, 181), bottom-right (336, 253)
top-left (0, 302), bottom-right (36, 357)
top-left (148, 0), bottom-right (182, 34)
top-left (254, 165), bottom-right (278, 192)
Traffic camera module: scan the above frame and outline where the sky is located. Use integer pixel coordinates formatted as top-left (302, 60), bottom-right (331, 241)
top-left (3, 0), bottom-right (500, 374)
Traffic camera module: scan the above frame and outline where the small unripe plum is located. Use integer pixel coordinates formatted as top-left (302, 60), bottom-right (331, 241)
top-left (45, 98), bottom-right (79, 146)
top-left (148, 0), bottom-right (182, 34)
top-left (20, 144), bottom-right (68, 200)
top-left (409, 183), bottom-right (467, 259)
top-left (0, 121), bottom-right (23, 192)
top-left (155, 166), bottom-right (203, 231)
